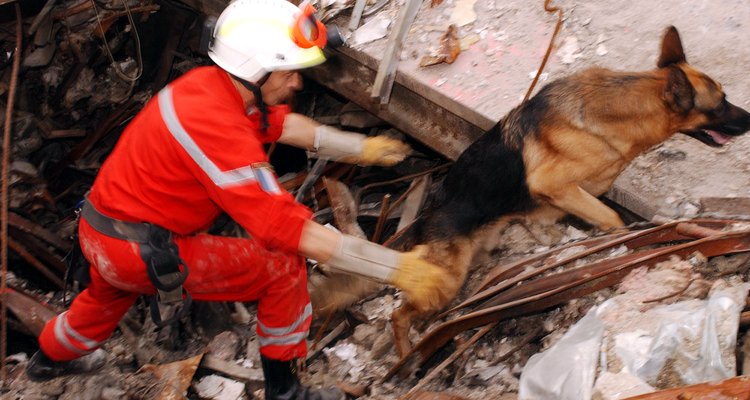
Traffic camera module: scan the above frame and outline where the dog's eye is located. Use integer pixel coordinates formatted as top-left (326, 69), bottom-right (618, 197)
top-left (709, 98), bottom-right (728, 117)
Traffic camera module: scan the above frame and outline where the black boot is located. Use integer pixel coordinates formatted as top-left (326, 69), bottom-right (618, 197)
top-left (260, 355), bottom-right (345, 400)
top-left (26, 349), bottom-right (107, 382)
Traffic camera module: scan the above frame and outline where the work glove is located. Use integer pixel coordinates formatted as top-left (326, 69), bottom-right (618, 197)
top-left (323, 235), bottom-right (450, 313)
top-left (358, 136), bottom-right (412, 166)
top-left (389, 246), bottom-right (452, 313)
top-left (313, 125), bottom-right (411, 166)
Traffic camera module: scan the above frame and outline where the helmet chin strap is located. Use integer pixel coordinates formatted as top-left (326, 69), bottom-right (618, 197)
top-left (231, 73), bottom-right (272, 132)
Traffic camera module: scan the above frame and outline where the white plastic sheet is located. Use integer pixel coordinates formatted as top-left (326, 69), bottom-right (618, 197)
top-left (518, 278), bottom-right (750, 400)
top-left (518, 306), bottom-right (604, 400)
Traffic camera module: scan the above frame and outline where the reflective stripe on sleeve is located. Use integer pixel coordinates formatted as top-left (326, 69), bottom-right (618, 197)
top-left (158, 86), bottom-right (258, 189)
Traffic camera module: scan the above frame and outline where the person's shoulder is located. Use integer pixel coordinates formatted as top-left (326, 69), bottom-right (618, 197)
top-left (171, 65), bottom-right (226, 88)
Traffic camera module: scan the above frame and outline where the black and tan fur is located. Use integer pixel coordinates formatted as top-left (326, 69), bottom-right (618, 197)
top-left (310, 26), bottom-right (750, 357)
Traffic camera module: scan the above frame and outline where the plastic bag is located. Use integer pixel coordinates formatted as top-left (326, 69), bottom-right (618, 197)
top-left (519, 278), bottom-right (749, 400)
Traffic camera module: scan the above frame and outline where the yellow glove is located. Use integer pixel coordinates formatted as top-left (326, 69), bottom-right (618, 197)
top-left (358, 136), bottom-right (412, 166)
top-left (322, 235), bottom-right (449, 313)
top-left (389, 247), bottom-right (452, 313)
top-left (314, 125), bottom-right (411, 166)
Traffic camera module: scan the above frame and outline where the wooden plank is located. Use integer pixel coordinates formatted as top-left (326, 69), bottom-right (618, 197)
top-left (371, 0), bottom-right (421, 103)
top-left (200, 354), bottom-right (263, 383)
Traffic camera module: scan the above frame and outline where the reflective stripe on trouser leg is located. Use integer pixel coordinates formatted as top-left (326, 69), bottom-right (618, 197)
top-left (256, 302), bottom-right (312, 348)
top-left (255, 254), bottom-right (311, 361)
top-left (38, 265), bottom-right (139, 361)
top-left (38, 218), bottom-right (143, 361)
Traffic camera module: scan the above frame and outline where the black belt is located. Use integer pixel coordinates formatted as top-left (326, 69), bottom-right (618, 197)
top-left (80, 199), bottom-right (191, 327)
top-left (80, 200), bottom-right (151, 243)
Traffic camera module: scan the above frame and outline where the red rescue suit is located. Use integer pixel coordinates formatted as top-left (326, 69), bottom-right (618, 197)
top-left (39, 66), bottom-right (314, 362)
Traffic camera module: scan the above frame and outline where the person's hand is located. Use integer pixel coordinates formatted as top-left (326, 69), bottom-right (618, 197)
top-left (388, 246), bottom-right (451, 313)
top-left (358, 136), bottom-right (412, 166)
top-left (313, 125), bottom-right (411, 166)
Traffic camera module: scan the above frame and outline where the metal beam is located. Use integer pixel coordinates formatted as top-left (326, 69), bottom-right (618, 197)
top-left (304, 48), bottom-right (485, 161)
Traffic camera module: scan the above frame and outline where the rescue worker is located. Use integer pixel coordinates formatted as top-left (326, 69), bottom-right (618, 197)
top-left (25, 0), bottom-right (452, 398)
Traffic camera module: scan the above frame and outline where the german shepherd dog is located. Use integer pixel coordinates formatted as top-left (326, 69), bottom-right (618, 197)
top-left (310, 26), bottom-right (750, 358)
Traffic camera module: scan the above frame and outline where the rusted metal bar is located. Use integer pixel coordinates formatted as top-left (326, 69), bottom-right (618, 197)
top-left (622, 375), bottom-right (750, 399)
top-left (1, 3), bottom-right (22, 383)
top-left (2, 288), bottom-right (57, 336)
top-left (281, 163), bottom-right (338, 192)
top-left (371, 194), bottom-right (391, 243)
top-left (476, 247), bottom-right (665, 311)
top-left (311, 309), bottom-right (336, 352)
top-left (469, 231), bottom-right (631, 298)
top-left (8, 211), bottom-right (72, 252)
top-left (353, 163), bottom-right (450, 207)
top-left (9, 230), bottom-right (67, 274)
top-left (386, 229), bottom-right (750, 378)
top-left (8, 238), bottom-right (65, 289)
top-left (306, 321), bottom-right (348, 362)
top-left (451, 219), bottom-right (742, 316)
top-left (52, 0), bottom-right (94, 20)
top-left (402, 323), bottom-right (497, 398)
top-left (674, 221), bottom-right (725, 238)
top-left (94, 5), bottom-right (161, 38)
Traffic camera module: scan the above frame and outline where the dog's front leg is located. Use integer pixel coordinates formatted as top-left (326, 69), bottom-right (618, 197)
top-left (535, 184), bottom-right (624, 230)
top-left (392, 302), bottom-right (421, 358)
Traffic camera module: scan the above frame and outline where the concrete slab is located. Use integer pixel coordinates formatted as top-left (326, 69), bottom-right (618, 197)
top-left (308, 0), bottom-right (750, 221)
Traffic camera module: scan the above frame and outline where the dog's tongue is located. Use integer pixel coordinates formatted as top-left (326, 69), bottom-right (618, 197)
top-left (707, 130), bottom-right (733, 145)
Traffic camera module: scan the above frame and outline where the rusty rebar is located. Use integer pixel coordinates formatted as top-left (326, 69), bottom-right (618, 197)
top-left (524, 0), bottom-right (563, 102)
top-left (2, 2), bottom-right (23, 384)
top-left (371, 194), bottom-right (391, 243)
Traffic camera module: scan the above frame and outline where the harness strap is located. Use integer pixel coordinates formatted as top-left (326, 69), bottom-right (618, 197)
top-left (80, 198), bottom-right (191, 327)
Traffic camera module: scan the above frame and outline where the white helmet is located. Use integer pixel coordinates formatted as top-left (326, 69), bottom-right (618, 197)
top-left (208, 0), bottom-right (328, 84)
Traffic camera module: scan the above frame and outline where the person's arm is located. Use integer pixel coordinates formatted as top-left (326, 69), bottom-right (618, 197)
top-left (277, 112), bottom-right (319, 150)
top-left (297, 219), bottom-right (339, 262)
top-left (298, 219), bottom-right (451, 313)
top-left (278, 113), bottom-right (412, 167)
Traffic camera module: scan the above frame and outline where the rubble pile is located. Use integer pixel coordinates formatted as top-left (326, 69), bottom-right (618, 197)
top-left (2, 1), bottom-right (750, 400)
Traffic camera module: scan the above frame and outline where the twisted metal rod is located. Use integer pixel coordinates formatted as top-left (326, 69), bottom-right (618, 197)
top-left (1, 2), bottom-right (23, 385)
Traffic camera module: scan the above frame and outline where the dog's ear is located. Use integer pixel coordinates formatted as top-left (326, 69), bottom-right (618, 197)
top-left (657, 26), bottom-right (687, 68)
top-left (664, 65), bottom-right (694, 114)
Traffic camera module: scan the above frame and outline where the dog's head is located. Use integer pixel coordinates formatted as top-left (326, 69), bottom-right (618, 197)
top-left (658, 26), bottom-right (750, 147)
